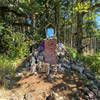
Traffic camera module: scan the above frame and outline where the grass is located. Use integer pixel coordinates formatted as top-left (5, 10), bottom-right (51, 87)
top-left (0, 55), bottom-right (24, 86)
top-left (79, 52), bottom-right (100, 74)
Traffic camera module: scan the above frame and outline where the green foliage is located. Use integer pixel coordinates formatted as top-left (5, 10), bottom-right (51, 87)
top-left (65, 46), bottom-right (77, 56)
top-left (36, 0), bottom-right (47, 5)
top-left (33, 33), bottom-right (44, 44)
top-left (0, 55), bottom-right (15, 78)
top-left (0, 27), bottom-right (31, 58)
top-left (79, 53), bottom-right (100, 73)
top-left (74, 1), bottom-right (90, 13)
top-left (0, 24), bottom-right (4, 32)
top-left (0, 54), bottom-right (24, 82)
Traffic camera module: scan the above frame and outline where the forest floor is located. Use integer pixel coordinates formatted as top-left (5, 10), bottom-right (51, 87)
top-left (0, 70), bottom-right (87, 100)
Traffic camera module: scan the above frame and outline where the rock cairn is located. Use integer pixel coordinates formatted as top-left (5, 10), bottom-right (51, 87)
top-left (24, 43), bottom-right (100, 99)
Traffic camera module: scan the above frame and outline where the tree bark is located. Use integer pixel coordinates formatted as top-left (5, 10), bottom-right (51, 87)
top-left (76, 12), bottom-right (84, 54)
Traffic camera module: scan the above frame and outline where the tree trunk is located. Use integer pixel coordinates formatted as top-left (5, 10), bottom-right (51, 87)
top-left (76, 12), bottom-right (84, 54)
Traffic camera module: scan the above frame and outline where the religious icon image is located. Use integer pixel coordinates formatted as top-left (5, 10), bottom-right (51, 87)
top-left (46, 28), bottom-right (55, 38)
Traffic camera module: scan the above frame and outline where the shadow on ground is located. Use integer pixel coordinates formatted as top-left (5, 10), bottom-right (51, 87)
top-left (43, 70), bottom-right (86, 100)
top-left (2, 56), bottom-right (86, 100)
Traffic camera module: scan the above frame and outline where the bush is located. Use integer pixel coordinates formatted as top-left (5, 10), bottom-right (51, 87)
top-left (0, 55), bottom-right (15, 79)
top-left (0, 27), bottom-right (31, 58)
top-left (0, 24), bottom-right (32, 87)
top-left (79, 53), bottom-right (100, 73)
top-left (0, 25), bottom-right (32, 86)
top-left (0, 54), bottom-right (24, 82)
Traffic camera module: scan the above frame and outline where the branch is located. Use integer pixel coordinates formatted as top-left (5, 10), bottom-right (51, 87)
top-left (82, 3), bottom-right (100, 16)
top-left (88, 3), bottom-right (100, 10)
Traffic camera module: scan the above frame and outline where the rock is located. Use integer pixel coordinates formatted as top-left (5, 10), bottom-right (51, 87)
top-left (97, 91), bottom-right (100, 98)
top-left (83, 69), bottom-right (96, 80)
top-left (48, 74), bottom-right (54, 82)
top-left (84, 95), bottom-right (90, 100)
top-left (30, 64), bottom-right (37, 73)
top-left (83, 87), bottom-right (96, 99)
top-left (10, 94), bottom-right (19, 100)
top-left (84, 69), bottom-right (95, 77)
top-left (60, 52), bottom-right (65, 57)
top-left (16, 73), bottom-right (24, 78)
top-left (46, 94), bottom-right (55, 100)
top-left (32, 57), bottom-right (36, 62)
top-left (64, 58), bottom-right (70, 64)
top-left (30, 57), bottom-right (35, 67)
top-left (24, 92), bottom-right (34, 100)
top-left (25, 62), bottom-right (30, 67)
top-left (34, 49), bottom-right (38, 57)
top-left (88, 91), bottom-right (96, 99)
top-left (22, 68), bottom-right (27, 71)
top-left (37, 62), bottom-right (42, 72)
top-left (57, 52), bottom-right (61, 56)
top-left (8, 80), bottom-right (17, 89)
top-left (34, 72), bottom-right (38, 75)
top-left (96, 79), bottom-right (100, 84)
top-left (52, 65), bottom-right (58, 75)
top-left (38, 56), bottom-right (44, 61)
top-left (87, 84), bottom-right (98, 96)
top-left (40, 51), bottom-right (45, 57)
top-left (58, 66), bottom-right (65, 73)
top-left (46, 92), bottom-right (65, 100)
top-left (90, 80), bottom-right (94, 85)
top-left (59, 58), bottom-right (64, 63)
top-left (85, 73), bottom-right (95, 80)
top-left (92, 85), bottom-right (98, 90)
top-left (5, 74), bottom-right (12, 79)
top-left (71, 64), bottom-right (84, 73)
top-left (83, 87), bottom-right (90, 93)
top-left (36, 59), bottom-right (40, 64)
top-left (76, 61), bottom-right (83, 66)
top-left (30, 57), bottom-right (35, 63)
top-left (37, 62), bottom-right (50, 74)
top-left (58, 47), bottom-right (63, 52)
top-left (56, 97), bottom-right (65, 100)
top-left (92, 89), bottom-right (98, 96)
top-left (66, 64), bottom-right (71, 70)
top-left (82, 74), bottom-right (88, 80)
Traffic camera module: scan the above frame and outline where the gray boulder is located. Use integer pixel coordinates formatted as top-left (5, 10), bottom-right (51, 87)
top-left (38, 56), bottom-right (44, 61)
top-left (71, 64), bottom-right (84, 73)
top-left (30, 64), bottom-right (37, 73)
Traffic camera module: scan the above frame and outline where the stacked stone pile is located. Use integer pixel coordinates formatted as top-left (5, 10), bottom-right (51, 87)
top-left (23, 43), bottom-right (100, 99)
top-left (25, 43), bottom-right (72, 74)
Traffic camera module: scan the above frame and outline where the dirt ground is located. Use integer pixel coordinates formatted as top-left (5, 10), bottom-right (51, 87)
top-left (0, 70), bottom-right (87, 100)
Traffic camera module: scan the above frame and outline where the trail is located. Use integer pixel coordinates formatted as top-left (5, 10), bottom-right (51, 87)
top-left (0, 70), bottom-right (86, 100)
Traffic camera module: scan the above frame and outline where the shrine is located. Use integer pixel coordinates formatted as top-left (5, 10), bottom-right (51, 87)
top-left (44, 24), bottom-right (58, 64)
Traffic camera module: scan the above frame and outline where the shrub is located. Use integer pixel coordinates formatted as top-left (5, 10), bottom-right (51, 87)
top-left (0, 55), bottom-right (15, 78)
top-left (79, 53), bottom-right (100, 73)
top-left (0, 27), bottom-right (31, 58)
